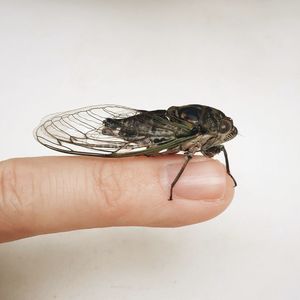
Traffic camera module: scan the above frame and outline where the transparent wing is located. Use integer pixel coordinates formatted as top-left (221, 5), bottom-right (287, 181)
top-left (34, 105), bottom-right (193, 157)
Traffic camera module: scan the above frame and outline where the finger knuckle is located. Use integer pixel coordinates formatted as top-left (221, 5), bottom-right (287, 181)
top-left (0, 159), bottom-right (33, 235)
top-left (0, 159), bottom-right (22, 213)
top-left (92, 160), bottom-right (125, 215)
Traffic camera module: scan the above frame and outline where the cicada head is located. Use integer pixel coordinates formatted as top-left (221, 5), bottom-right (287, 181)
top-left (167, 104), bottom-right (238, 144)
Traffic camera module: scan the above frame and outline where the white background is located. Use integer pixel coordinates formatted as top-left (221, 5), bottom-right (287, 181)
top-left (0, 1), bottom-right (300, 299)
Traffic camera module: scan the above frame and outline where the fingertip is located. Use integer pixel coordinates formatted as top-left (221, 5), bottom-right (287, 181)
top-left (117, 156), bottom-right (235, 227)
top-left (162, 157), bottom-right (227, 201)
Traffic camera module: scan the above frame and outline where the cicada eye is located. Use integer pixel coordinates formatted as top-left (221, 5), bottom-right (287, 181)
top-left (219, 118), bottom-right (233, 134)
top-left (180, 107), bottom-right (199, 123)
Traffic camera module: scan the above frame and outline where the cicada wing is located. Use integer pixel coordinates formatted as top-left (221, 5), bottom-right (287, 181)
top-left (34, 105), bottom-right (141, 156)
top-left (34, 104), bottom-right (196, 157)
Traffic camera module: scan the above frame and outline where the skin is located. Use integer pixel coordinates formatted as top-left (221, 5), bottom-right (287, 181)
top-left (0, 155), bottom-right (234, 243)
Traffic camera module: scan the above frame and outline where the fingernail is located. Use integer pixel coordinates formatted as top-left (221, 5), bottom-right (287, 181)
top-left (161, 160), bottom-right (226, 200)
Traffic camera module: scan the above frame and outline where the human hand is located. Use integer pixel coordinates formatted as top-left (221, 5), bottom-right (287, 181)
top-left (0, 156), bottom-right (234, 243)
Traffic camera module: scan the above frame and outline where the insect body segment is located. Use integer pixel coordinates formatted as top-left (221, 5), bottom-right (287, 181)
top-left (102, 110), bottom-right (177, 146)
top-left (35, 104), bottom-right (237, 200)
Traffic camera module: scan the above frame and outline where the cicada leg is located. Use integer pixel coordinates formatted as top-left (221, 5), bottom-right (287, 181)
top-left (220, 146), bottom-right (237, 187)
top-left (169, 153), bottom-right (193, 201)
top-left (202, 145), bottom-right (237, 187)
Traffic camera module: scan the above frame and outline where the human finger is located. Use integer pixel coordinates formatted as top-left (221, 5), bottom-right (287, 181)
top-left (0, 156), bottom-right (234, 242)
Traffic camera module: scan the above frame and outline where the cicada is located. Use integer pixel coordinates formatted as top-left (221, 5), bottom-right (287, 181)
top-left (34, 104), bottom-right (238, 200)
